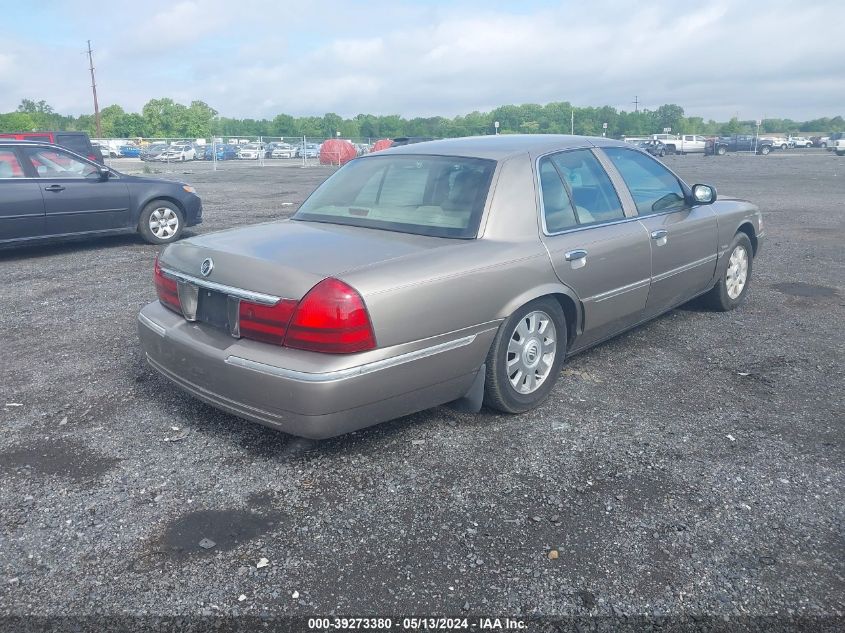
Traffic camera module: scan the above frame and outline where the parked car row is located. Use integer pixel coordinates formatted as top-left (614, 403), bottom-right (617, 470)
top-left (623, 132), bottom-right (845, 157)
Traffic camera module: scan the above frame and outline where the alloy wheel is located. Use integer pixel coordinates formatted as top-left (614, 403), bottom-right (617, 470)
top-left (149, 208), bottom-right (179, 240)
top-left (726, 245), bottom-right (749, 299)
top-left (506, 310), bottom-right (557, 394)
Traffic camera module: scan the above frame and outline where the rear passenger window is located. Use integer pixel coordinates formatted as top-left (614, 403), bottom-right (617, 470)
top-left (603, 147), bottom-right (686, 215)
top-left (538, 158), bottom-right (578, 232)
top-left (539, 149), bottom-right (624, 232)
top-left (0, 149), bottom-right (24, 178)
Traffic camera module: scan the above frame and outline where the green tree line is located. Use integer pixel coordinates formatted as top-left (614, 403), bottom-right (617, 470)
top-left (1, 98), bottom-right (842, 139)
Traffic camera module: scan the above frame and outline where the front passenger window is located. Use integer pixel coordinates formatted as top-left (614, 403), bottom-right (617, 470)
top-left (603, 147), bottom-right (686, 215)
top-left (24, 148), bottom-right (98, 179)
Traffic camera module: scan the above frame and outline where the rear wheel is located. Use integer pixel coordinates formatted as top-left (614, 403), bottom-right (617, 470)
top-left (702, 233), bottom-right (753, 311)
top-left (760, 145), bottom-right (771, 155)
top-left (138, 200), bottom-right (184, 245)
top-left (484, 298), bottom-right (567, 413)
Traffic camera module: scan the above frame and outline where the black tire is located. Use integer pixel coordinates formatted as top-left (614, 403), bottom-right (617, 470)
top-left (658, 148), bottom-right (666, 157)
top-left (716, 145), bottom-right (727, 156)
top-left (820, 142), bottom-right (827, 148)
top-left (483, 297), bottom-right (567, 413)
top-left (760, 145), bottom-right (771, 155)
top-left (701, 233), bottom-right (753, 311)
top-left (138, 200), bottom-right (184, 245)
top-left (780, 144), bottom-right (787, 150)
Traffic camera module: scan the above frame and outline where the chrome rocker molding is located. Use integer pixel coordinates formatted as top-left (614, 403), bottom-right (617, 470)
top-left (225, 334), bottom-right (478, 383)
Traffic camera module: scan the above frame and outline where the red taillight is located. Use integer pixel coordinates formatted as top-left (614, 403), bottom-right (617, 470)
top-left (238, 299), bottom-right (298, 346)
top-left (153, 255), bottom-right (181, 314)
top-left (285, 278), bottom-right (376, 354)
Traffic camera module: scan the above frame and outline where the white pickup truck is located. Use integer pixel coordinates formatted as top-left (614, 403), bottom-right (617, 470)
top-left (830, 133), bottom-right (845, 156)
top-left (661, 134), bottom-right (707, 155)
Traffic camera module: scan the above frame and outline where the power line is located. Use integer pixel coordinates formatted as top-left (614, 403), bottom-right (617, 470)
top-left (86, 40), bottom-right (102, 138)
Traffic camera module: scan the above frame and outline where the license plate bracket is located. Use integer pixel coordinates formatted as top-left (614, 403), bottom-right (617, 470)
top-left (196, 289), bottom-right (230, 330)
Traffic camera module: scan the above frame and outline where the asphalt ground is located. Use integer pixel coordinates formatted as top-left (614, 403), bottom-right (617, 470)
top-left (0, 150), bottom-right (843, 630)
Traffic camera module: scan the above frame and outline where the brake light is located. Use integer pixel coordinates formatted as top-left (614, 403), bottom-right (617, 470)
top-left (153, 255), bottom-right (181, 314)
top-left (238, 299), bottom-right (298, 346)
top-left (284, 278), bottom-right (376, 353)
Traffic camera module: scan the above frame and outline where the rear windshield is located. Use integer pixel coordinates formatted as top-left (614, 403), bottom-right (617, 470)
top-left (293, 155), bottom-right (496, 238)
top-left (56, 133), bottom-right (91, 155)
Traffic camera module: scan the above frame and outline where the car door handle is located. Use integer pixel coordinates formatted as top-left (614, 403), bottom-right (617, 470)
top-left (650, 229), bottom-right (668, 239)
top-left (564, 249), bottom-right (588, 269)
top-left (44, 185), bottom-right (65, 192)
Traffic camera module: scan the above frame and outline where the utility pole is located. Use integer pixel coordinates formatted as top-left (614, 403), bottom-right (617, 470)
top-left (86, 40), bottom-right (102, 138)
top-left (570, 108), bottom-right (574, 134)
top-left (632, 96), bottom-right (639, 113)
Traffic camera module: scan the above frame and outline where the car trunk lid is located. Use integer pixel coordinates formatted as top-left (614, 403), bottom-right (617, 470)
top-left (157, 219), bottom-right (453, 301)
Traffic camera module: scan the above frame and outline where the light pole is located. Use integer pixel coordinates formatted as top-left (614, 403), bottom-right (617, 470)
top-left (494, 121), bottom-right (499, 135)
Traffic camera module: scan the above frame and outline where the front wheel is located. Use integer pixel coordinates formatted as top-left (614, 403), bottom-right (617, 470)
top-left (716, 145), bottom-right (727, 156)
top-left (760, 145), bottom-right (771, 155)
top-left (138, 200), bottom-right (184, 245)
top-left (484, 298), bottom-right (567, 414)
top-left (702, 233), bottom-right (753, 311)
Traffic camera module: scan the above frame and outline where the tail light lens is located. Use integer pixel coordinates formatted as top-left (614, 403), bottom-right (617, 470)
top-left (153, 255), bottom-right (182, 314)
top-left (285, 278), bottom-right (376, 354)
top-left (238, 299), bottom-right (298, 346)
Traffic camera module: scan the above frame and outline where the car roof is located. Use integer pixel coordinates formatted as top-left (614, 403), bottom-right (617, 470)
top-left (381, 134), bottom-right (632, 160)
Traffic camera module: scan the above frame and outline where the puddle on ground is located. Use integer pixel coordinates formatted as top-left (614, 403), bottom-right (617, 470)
top-left (0, 438), bottom-right (119, 482)
top-left (155, 508), bottom-right (283, 558)
top-left (771, 282), bottom-right (838, 298)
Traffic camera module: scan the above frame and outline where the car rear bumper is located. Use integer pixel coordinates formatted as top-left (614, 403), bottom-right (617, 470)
top-left (137, 301), bottom-right (496, 438)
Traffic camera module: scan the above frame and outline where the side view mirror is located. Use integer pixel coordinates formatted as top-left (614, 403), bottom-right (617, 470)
top-left (97, 166), bottom-right (111, 181)
top-left (691, 183), bottom-right (717, 204)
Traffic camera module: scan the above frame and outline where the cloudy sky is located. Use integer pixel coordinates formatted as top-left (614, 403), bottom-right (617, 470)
top-left (2, 0), bottom-right (843, 121)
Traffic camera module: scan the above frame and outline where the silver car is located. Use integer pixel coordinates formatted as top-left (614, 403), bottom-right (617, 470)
top-left (138, 135), bottom-right (763, 438)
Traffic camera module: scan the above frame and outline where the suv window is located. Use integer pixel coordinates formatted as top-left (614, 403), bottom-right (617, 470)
top-left (25, 147), bottom-right (99, 178)
top-left (546, 149), bottom-right (624, 227)
top-left (55, 133), bottom-right (91, 156)
top-left (603, 147), bottom-right (686, 215)
top-left (0, 149), bottom-right (25, 178)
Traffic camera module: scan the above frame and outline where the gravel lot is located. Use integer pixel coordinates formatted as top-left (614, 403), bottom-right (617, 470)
top-left (0, 151), bottom-right (843, 628)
